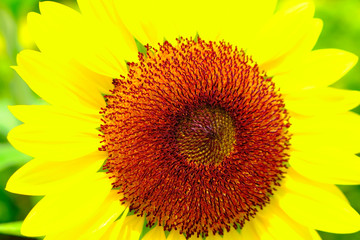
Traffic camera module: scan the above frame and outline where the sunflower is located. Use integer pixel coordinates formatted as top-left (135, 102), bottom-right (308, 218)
top-left (6, 0), bottom-right (360, 239)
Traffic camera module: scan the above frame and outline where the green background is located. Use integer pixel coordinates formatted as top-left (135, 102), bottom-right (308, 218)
top-left (0, 0), bottom-right (359, 239)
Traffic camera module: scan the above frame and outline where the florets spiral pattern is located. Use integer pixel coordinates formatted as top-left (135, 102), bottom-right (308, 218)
top-left (100, 38), bottom-right (291, 238)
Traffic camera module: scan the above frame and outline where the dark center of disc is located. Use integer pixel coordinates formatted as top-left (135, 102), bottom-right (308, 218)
top-left (176, 106), bottom-right (236, 165)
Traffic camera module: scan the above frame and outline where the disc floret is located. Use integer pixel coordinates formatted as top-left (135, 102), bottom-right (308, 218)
top-left (100, 37), bottom-right (291, 238)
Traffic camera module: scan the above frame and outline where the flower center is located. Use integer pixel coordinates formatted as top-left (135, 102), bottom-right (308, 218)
top-left (176, 106), bottom-right (236, 165)
top-left (100, 37), bottom-right (291, 238)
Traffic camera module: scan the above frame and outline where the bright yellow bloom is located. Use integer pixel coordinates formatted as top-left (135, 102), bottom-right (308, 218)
top-left (6, 0), bottom-right (360, 239)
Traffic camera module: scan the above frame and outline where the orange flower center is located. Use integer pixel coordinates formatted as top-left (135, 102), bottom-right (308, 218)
top-left (100, 38), bottom-right (291, 238)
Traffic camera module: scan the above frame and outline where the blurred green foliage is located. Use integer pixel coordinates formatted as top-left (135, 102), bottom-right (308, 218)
top-left (0, 0), bottom-right (359, 239)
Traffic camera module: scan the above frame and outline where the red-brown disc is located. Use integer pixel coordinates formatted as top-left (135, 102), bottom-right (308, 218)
top-left (100, 38), bottom-right (291, 238)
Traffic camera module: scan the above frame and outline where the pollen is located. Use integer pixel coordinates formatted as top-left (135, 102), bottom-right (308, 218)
top-left (100, 37), bottom-right (291, 238)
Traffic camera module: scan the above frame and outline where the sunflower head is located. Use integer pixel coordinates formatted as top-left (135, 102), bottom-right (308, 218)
top-left (4, 0), bottom-right (360, 240)
top-left (100, 37), bottom-right (291, 238)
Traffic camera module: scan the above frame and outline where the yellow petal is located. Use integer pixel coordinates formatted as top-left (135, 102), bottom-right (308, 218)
top-left (100, 208), bottom-right (130, 240)
top-left (274, 49), bottom-right (358, 93)
top-left (40, 1), bottom-right (137, 68)
top-left (167, 230), bottom-right (186, 240)
top-left (239, 221), bottom-right (259, 240)
top-left (285, 87), bottom-right (360, 116)
top-left (117, 215), bottom-right (144, 240)
top-left (193, 0), bottom-right (277, 45)
top-left (9, 105), bottom-right (100, 130)
top-left (247, 217), bottom-right (277, 240)
top-left (205, 234), bottom-right (223, 240)
top-left (248, 1), bottom-right (314, 65)
top-left (290, 111), bottom-right (360, 134)
top-left (187, 234), bottom-right (203, 240)
top-left (21, 173), bottom-right (112, 237)
top-left (290, 130), bottom-right (360, 154)
top-left (254, 201), bottom-right (317, 240)
top-left (222, 229), bottom-right (241, 240)
top-left (28, 1), bottom-right (137, 78)
top-left (6, 151), bottom-right (106, 195)
top-left (27, 11), bottom-right (123, 78)
top-left (116, 0), bottom-right (276, 46)
top-left (262, 18), bottom-right (323, 76)
top-left (309, 230), bottom-right (322, 240)
top-left (45, 191), bottom-right (125, 240)
top-left (7, 124), bottom-right (101, 161)
top-left (290, 109), bottom-right (360, 154)
top-left (219, 0), bottom-right (277, 48)
top-left (14, 50), bottom-right (105, 113)
top-left (142, 226), bottom-right (166, 240)
top-left (277, 169), bottom-right (360, 233)
top-left (108, 0), bottom-right (161, 46)
top-left (77, 0), bottom-right (135, 54)
top-left (290, 149), bottom-right (360, 185)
